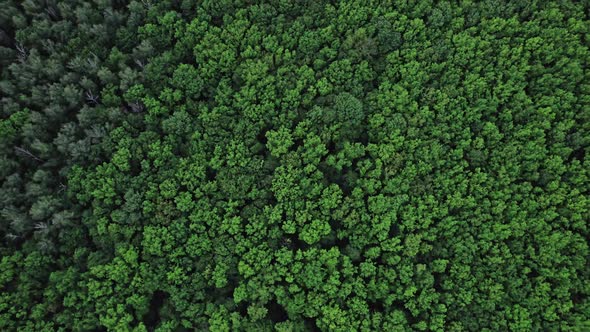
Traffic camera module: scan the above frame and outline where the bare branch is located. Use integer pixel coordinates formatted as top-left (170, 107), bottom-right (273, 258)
top-left (34, 222), bottom-right (48, 230)
top-left (45, 6), bottom-right (59, 20)
top-left (135, 59), bottom-right (146, 69)
top-left (129, 101), bottom-right (145, 113)
top-left (14, 146), bottom-right (43, 162)
top-left (85, 90), bottom-right (100, 105)
top-left (15, 43), bottom-right (27, 62)
top-left (4, 233), bottom-right (19, 241)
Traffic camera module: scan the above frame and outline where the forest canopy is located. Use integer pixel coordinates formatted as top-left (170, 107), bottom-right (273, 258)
top-left (1, 0), bottom-right (589, 331)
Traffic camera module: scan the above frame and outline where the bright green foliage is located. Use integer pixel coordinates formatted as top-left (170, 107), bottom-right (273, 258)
top-left (1, 0), bottom-right (589, 331)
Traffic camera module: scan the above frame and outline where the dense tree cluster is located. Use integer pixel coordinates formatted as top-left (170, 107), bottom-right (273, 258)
top-left (1, 0), bottom-right (589, 331)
